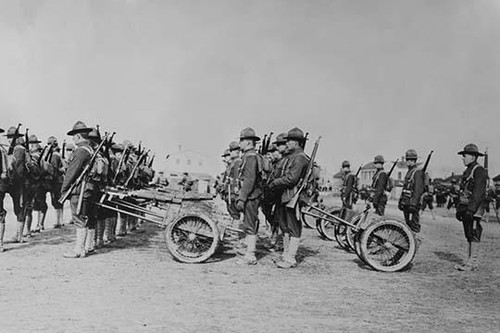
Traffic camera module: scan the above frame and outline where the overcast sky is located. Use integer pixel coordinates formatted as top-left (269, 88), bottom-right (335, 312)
top-left (1, 0), bottom-right (499, 177)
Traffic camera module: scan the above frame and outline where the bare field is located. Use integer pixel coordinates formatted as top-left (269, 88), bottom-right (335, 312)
top-left (0, 198), bottom-right (499, 333)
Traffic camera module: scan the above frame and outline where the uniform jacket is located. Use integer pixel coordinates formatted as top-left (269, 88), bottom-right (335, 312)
top-left (270, 147), bottom-right (309, 204)
top-left (61, 141), bottom-right (93, 198)
top-left (342, 171), bottom-right (356, 206)
top-left (0, 144), bottom-right (26, 190)
top-left (49, 152), bottom-right (64, 183)
top-left (460, 161), bottom-right (487, 214)
top-left (237, 148), bottom-right (262, 202)
top-left (371, 169), bottom-right (388, 207)
top-left (402, 165), bottom-right (425, 207)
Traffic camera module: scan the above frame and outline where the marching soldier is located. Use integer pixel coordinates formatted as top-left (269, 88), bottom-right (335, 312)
top-left (61, 121), bottom-right (94, 258)
top-left (268, 128), bottom-right (309, 269)
top-left (47, 136), bottom-right (65, 229)
top-left (371, 155), bottom-right (388, 216)
top-left (2, 126), bottom-right (27, 244)
top-left (340, 160), bottom-right (356, 210)
top-left (235, 128), bottom-right (263, 265)
top-left (398, 149), bottom-right (425, 235)
top-left (454, 144), bottom-right (487, 271)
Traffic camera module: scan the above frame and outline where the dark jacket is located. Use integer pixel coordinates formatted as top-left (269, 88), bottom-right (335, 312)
top-left (371, 169), bottom-right (388, 207)
top-left (342, 172), bottom-right (356, 206)
top-left (402, 165), bottom-right (425, 207)
top-left (237, 148), bottom-right (262, 202)
top-left (61, 142), bottom-right (93, 197)
top-left (270, 147), bottom-right (309, 204)
top-left (460, 161), bottom-right (487, 214)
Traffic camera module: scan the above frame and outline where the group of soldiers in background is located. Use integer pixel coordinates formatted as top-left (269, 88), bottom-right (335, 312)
top-left (0, 121), bottom-right (155, 256)
top-left (217, 127), bottom-right (313, 269)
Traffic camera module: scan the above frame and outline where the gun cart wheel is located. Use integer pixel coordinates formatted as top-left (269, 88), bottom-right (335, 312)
top-left (315, 219), bottom-right (325, 238)
top-left (345, 215), bottom-right (363, 252)
top-left (165, 214), bottom-right (220, 263)
top-left (300, 205), bottom-right (316, 229)
top-left (359, 219), bottom-right (416, 272)
top-left (353, 231), bottom-right (366, 263)
top-left (318, 208), bottom-right (342, 241)
top-left (334, 224), bottom-right (351, 251)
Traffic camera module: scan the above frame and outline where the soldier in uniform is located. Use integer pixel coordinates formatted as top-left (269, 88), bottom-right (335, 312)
top-left (371, 155), bottom-right (388, 216)
top-left (47, 136), bottom-right (65, 229)
top-left (420, 181), bottom-right (436, 220)
top-left (103, 142), bottom-right (123, 244)
top-left (398, 149), bottom-right (425, 235)
top-left (2, 126), bottom-right (27, 244)
top-left (454, 144), bottom-right (487, 271)
top-left (235, 128), bottom-right (263, 265)
top-left (23, 135), bottom-right (43, 237)
top-left (340, 160), bottom-right (356, 210)
top-left (225, 142), bottom-right (242, 225)
top-left (61, 121), bottom-right (94, 258)
top-left (268, 128), bottom-right (309, 269)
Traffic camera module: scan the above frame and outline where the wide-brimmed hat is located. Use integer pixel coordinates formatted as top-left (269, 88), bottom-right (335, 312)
top-left (66, 143), bottom-right (75, 151)
top-left (239, 127), bottom-right (260, 141)
top-left (221, 149), bottom-right (230, 157)
top-left (405, 149), bottom-right (418, 160)
top-left (342, 160), bottom-right (350, 168)
top-left (88, 128), bottom-right (102, 143)
top-left (374, 155), bottom-right (385, 164)
top-left (457, 143), bottom-right (484, 157)
top-left (267, 144), bottom-right (278, 152)
top-left (228, 141), bottom-right (240, 151)
top-left (4, 126), bottom-right (23, 138)
top-left (284, 127), bottom-right (307, 142)
top-left (273, 133), bottom-right (287, 145)
top-left (67, 121), bottom-right (92, 136)
top-left (47, 136), bottom-right (58, 146)
top-left (28, 134), bottom-right (41, 144)
top-left (111, 143), bottom-right (125, 152)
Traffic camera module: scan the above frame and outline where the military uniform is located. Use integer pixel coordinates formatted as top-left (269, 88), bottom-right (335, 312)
top-left (371, 155), bottom-right (388, 216)
top-left (269, 128), bottom-right (309, 268)
top-left (61, 121), bottom-right (94, 258)
top-left (454, 144), bottom-right (488, 271)
top-left (0, 126), bottom-right (27, 245)
top-left (398, 150), bottom-right (425, 234)
top-left (22, 136), bottom-right (43, 237)
top-left (340, 161), bottom-right (356, 210)
top-left (224, 142), bottom-right (242, 220)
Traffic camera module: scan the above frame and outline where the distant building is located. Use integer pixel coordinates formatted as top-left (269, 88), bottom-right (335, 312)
top-left (318, 167), bottom-right (334, 191)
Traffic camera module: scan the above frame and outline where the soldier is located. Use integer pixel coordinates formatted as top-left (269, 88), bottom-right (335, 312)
top-left (235, 128), bottom-right (263, 265)
top-left (2, 126), bottom-right (26, 244)
top-left (268, 128), bottom-right (309, 269)
top-left (420, 181), bottom-right (436, 220)
top-left (340, 160), bottom-right (356, 210)
top-left (61, 121), bottom-right (94, 258)
top-left (454, 144), bottom-right (487, 271)
top-left (47, 136), bottom-right (65, 229)
top-left (23, 135), bottom-right (43, 237)
top-left (225, 142), bottom-right (242, 225)
top-left (371, 155), bottom-right (388, 216)
top-left (103, 142), bottom-right (123, 244)
top-left (398, 149), bottom-right (425, 235)
top-left (447, 179), bottom-right (460, 211)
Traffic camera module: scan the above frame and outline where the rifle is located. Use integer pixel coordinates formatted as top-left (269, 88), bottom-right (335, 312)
top-left (59, 132), bottom-right (110, 205)
top-left (301, 132), bottom-right (309, 149)
top-left (265, 132), bottom-right (273, 154)
top-left (112, 145), bottom-right (129, 185)
top-left (260, 135), bottom-right (267, 155)
top-left (137, 141), bottom-right (142, 156)
top-left (124, 149), bottom-right (150, 188)
top-left (62, 140), bottom-right (66, 160)
top-left (148, 155), bottom-right (155, 168)
top-left (7, 123), bottom-right (22, 155)
top-left (484, 148), bottom-right (499, 223)
top-left (387, 158), bottom-right (399, 179)
top-left (286, 136), bottom-right (321, 209)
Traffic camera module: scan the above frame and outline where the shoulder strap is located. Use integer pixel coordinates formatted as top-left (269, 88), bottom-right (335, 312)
top-left (466, 165), bottom-right (480, 182)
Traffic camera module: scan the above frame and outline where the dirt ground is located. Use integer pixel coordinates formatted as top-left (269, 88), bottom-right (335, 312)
top-left (0, 195), bottom-right (499, 333)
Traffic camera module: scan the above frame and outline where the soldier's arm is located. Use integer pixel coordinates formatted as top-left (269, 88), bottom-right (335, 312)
top-left (372, 172), bottom-right (388, 205)
top-left (468, 166), bottom-right (488, 214)
top-left (410, 170), bottom-right (425, 206)
top-left (237, 155), bottom-right (257, 202)
top-left (61, 148), bottom-right (90, 194)
top-left (272, 154), bottom-right (308, 190)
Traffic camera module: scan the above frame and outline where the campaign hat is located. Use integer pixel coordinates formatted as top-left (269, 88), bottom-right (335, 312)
top-left (47, 136), bottom-right (58, 146)
top-left (239, 127), bottom-right (260, 141)
top-left (284, 127), bottom-right (307, 142)
top-left (228, 141), bottom-right (241, 151)
top-left (273, 133), bottom-right (287, 145)
top-left (88, 128), bottom-right (102, 143)
top-left (342, 160), bottom-right (350, 168)
top-left (28, 134), bottom-right (41, 144)
top-left (4, 126), bottom-right (23, 138)
top-left (67, 121), bottom-right (92, 136)
top-left (405, 149), bottom-right (418, 160)
top-left (374, 155), bottom-right (385, 164)
top-left (457, 143), bottom-right (484, 157)
top-left (268, 144), bottom-right (278, 152)
top-left (221, 149), bottom-right (230, 157)
top-left (111, 143), bottom-right (125, 152)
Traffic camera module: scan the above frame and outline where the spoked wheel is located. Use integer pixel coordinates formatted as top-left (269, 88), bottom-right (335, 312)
top-left (165, 214), bottom-right (220, 263)
top-left (301, 205), bottom-right (317, 229)
top-left (318, 208), bottom-right (342, 241)
top-left (359, 219), bottom-right (416, 272)
top-left (345, 215), bottom-right (363, 252)
top-left (334, 224), bottom-right (351, 251)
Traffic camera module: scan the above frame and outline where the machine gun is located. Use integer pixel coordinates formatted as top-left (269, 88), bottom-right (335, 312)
top-left (59, 132), bottom-right (110, 205)
top-left (7, 123), bottom-right (22, 155)
top-left (286, 136), bottom-right (321, 209)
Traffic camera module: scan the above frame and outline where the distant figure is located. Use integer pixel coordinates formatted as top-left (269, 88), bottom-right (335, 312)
top-left (371, 155), bottom-right (388, 216)
top-left (178, 172), bottom-right (192, 192)
top-left (398, 149), bottom-right (425, 234)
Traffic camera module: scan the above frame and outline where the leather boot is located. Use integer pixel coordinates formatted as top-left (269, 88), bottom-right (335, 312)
top-left (277, 236), bottom-right (299, 269)
top-left (0, 223), bottom-right (5, 252)
top-left (110, 217), bottom-right (116, 242)
top-left (10, 221), bottom-right (26, 243)
top-left (96, 219), bottom-right (105, 248)
top-left (85, 228), bottom-right (96, 254)
top-left (236, 234), bottom-right (257, 265)
top-left (53, 209), bottom-right (63, 228)
top-left (63, 227), bottom-right (87, 258)
top-left (458, 243), bottom-right (480, 271)
top-left (34, 211), bottom-right (43, 233)
top-left (116, 213), bottom-right (126, 236)
top-left (24, 213), bottom-right (33, 237)
top-left (454, 242), bottom-right (472, 271)
top-left (274, 233), bottom-right (290, 262)
top-left (39, 210), bottom-right (46, 231)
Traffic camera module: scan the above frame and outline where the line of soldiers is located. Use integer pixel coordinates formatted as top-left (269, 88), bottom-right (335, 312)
top-left (218, 127), bottom-right (313, 269)
top-left (0, 121), bottom-right (155, 256)
top-left (339, 144), bottom-right (489, 271)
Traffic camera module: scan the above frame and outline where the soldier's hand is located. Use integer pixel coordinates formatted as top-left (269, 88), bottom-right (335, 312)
top-left (236, 200), bottom-right (245, 212)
